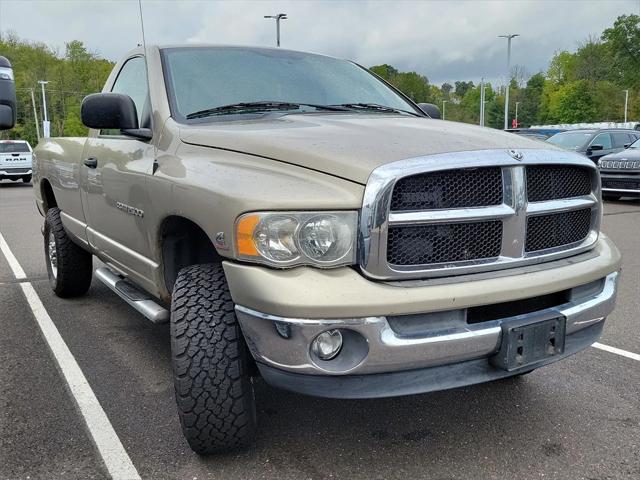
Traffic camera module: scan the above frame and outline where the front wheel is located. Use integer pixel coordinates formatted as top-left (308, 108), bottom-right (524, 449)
top-left (44, 207), bottom-right (93, 297)
top-left (22, 175), bottom-right (32, 183)
top-left (170, 263), bottom-right (257, 454)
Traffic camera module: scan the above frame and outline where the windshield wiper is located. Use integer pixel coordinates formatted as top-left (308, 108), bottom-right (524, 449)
top-left (331, 103), bottom-right (420, 116)
top-left (185, 101), bottom-right (348, 119)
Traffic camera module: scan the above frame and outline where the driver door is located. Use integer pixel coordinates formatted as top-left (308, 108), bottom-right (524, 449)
top-left (80, 56), bottom-right (157, 284)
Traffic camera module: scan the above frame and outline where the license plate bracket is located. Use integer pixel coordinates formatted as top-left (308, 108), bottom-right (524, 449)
top-left (490, 312), bottom-right (566, 371)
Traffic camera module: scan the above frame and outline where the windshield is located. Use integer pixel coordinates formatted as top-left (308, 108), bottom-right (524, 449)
top-left (629, 138), bottom-right (640, 149)
top-left (546, 132), bottom-right (593, 150)
top-left (0, 142), bottom-right (30, 153)
top-left (161, 47), bottom-right (418, 121)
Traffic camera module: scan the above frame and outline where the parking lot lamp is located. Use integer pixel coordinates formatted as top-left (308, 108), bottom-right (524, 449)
top-left (264, 13), bottom-right (288, 47)
top-left (38, 80), bottom-right (50, 138)
top-left (623, 89), bottom-right (629, 123)
top-left (499, 34), bottom-right (519, 130)
top-left (442, 100), bottom-right (448, 120)
top-left (515, 101), bottom-right (520, 127)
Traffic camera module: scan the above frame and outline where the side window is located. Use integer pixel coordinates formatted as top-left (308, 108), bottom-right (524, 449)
top-left (591, 133), bottom-right (612, 149)
top-left (612, 132), bottom-right (630, 148)
top-left (103, 56), bottom-right (149, 135)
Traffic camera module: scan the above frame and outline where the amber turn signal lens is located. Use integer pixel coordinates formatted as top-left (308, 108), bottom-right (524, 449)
top-left (236, 214), bottom-right (260, 256)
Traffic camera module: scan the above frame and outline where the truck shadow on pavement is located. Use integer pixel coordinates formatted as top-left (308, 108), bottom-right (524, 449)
top-left (51, 270), bottom-right (634, 479)
top-left (0, 181), bottom-right (32, 188)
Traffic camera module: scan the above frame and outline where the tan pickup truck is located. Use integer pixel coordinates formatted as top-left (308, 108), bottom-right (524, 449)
top-left (32, 45), bottom-right (621, 454)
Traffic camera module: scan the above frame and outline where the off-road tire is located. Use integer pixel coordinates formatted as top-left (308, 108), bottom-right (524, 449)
top-left (22, 175), bottom-right (32, 183)
top-left (44, 207), bottom-right (93, 298)
top-left (170, 263), bottom-right (257, 454)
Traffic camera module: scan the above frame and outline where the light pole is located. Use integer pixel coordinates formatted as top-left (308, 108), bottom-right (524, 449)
top-left (623, 89), bottom-right (629, 123)
top-left (38, 80), bottom-right (50, 138)
top-left (499, 33), bottom-right (519, 130)
top-left (29, 88), bottom-right (40, 141)
top-left (515, 101), bottom-right (520, 128)
top-left (483, 100), bottom-right (489, 126)
top-left (264, 13), bottom-right (287, 47)
top-left (479, 78), bottom-right (485, 126)
top-left (442, 100), bottom-right (447, 120)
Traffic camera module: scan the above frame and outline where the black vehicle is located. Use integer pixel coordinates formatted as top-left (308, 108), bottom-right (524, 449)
top-left (598, 137), bottom-right (640, 200)
top-left (546, 128), bottom-right (640, 163)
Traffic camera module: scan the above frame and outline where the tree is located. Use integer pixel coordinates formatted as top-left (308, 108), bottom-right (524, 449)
top-left (602, 14), bottom-right (640, 88)
top-left (369, 64), bottom-right (398, 81)
top-left (441, 82), bottom-right (453, 95)
top-left (519, 72), bottom-right (545, 126)
top-left (548, 80), bottom-right (596, 123)
top-left (454, 80), bottom-right (474, 97)
top-left (0, 34), bottom-right (114, 145)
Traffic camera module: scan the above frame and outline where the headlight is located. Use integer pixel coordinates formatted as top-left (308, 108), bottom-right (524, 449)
top-left (235, 211), bottom-right (358, 268)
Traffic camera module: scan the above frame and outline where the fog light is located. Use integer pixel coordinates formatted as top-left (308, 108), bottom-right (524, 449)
top-left (312, 330), bottom-right (343, 360)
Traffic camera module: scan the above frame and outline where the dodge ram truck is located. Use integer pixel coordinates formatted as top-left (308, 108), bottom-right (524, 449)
top-left (32, 45), bottom-right (621, 454)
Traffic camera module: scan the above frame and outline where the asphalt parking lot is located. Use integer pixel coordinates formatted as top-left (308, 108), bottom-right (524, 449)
top-left (0, 180), bottom-right (639, 480)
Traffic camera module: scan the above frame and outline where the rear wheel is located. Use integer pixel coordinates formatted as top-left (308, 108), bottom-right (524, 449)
top-left (44, 207), bottom-right (93, 297)
top-left (170, 263), bottom-right (257, 454)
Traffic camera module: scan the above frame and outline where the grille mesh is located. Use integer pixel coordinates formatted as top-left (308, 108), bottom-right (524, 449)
top-left (602, 178), bottom-right (640, 190)
top-left (390, 168), bottom-right (503, 211)
top-left (526, 165), bottom-right (591, 202)
top-left (387, 221), bottom-right (503, 266)
top-left (525, 208), bottom-right (592, 252)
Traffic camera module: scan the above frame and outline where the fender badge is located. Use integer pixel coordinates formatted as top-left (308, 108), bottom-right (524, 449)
top-left (508, 149), bottom-right (524, 161)
top-left (214, 232), bottom-right (228, 249)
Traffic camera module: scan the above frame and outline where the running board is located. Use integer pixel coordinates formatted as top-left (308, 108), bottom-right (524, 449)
top-left (95, 267), bottom-right (169, 324)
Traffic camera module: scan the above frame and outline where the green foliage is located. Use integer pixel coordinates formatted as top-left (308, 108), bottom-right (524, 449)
top-left (454, 81), bottom-right (474, 97)
top-left (0, 33), bottom-right (114, 146)
top-left (602, 14), bottom-right (640, 87)
top-left (1, 13), bottom-right (638, 142)
top-left (370, 13), bottom-right (639, 127)
top-left (370, 64), bottom-right (434, 103)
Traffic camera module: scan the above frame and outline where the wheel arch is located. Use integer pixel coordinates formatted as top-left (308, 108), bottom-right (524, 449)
top-left (40, 178), bottom-right (58, 212)
top-left (159, 215), bottom-right (224, 293)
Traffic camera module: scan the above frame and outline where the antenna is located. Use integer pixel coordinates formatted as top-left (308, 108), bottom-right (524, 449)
top-left (137, 0), bottom-right (158, 167)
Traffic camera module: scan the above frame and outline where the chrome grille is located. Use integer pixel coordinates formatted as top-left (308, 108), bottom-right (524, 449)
top-left (525, 208), bottom-right (592, 252)
top-left (359, 149), bottom-right (601, 280)
top-left (387, 221), bottom-right (503, 265)
top-left (526, 165), bottom-right (591, 201)
top-left (602, 178), bottom-right (640, 190)
top-left (390, 167), bottom-right (502, 211)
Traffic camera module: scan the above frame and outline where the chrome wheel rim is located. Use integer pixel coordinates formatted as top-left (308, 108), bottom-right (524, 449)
top-left (48, 229), bottom-right (58, 279)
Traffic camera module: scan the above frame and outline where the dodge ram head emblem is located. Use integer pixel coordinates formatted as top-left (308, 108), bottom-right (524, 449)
top-left (508, 149), bottom-right (524, 161)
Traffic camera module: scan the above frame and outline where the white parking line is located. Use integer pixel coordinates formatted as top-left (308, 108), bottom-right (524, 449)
top-left (592, 342), bottom-right (640, 362)
top-left (0, 232), bottom-right (141, 480)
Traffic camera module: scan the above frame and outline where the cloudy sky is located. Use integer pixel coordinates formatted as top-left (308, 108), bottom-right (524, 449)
top-left (1, 0), bottom-right (639, 85)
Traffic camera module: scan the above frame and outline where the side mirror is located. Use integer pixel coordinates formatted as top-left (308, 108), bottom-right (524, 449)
top-left (0, 56), bottom-right (17, 130)
top-left (589, 144), bottom-right (604, 151)
top-left (624, 143), bottom-right (631, 149)
top-left (81, 93), bottom-right (139, 130)
top-left (417, 103), bottom-right (442, 119)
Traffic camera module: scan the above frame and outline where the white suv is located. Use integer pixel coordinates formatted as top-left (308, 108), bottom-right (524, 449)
top-left (0, 140), bottom-right (33, 183)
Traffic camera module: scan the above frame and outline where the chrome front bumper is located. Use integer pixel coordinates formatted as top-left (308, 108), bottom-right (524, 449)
top-left (236, 272), bottom-right (618, 377)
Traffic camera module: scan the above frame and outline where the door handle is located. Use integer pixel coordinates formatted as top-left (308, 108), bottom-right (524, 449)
top-left (84, 157), bottom-right (98, 168)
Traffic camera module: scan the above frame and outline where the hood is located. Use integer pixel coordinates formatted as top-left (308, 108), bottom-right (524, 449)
top-left (179, 113), bottom-right (557, 184)
top-left (601, 149), bottom-right (640, 161)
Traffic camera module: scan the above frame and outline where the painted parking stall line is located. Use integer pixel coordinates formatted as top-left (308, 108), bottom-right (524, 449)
top-left (0, 232), bottom-right (141, 480)
top-left (592, 342), bottom-right (640, 362)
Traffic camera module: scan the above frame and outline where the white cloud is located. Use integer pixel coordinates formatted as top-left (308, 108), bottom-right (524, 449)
top-left (0, 0), bottom-right (637, 85)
